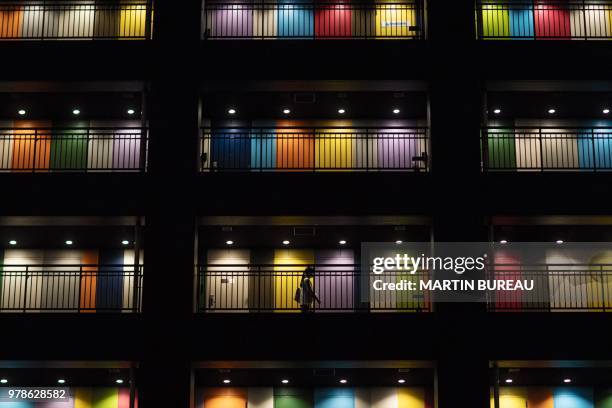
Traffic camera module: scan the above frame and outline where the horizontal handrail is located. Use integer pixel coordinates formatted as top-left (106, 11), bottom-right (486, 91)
top-left (203, 0), bottom-right (425, 39)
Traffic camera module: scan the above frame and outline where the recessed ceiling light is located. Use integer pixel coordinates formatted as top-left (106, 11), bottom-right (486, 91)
top-left (223, 379), bottom-right (231, 384)
top-left (393, 108), bottom-right (400, 114)
top-left (72, 109), bottom-right (80, 115)
top-left (281, 379), bottom-right (289, 384)
top-left (115, 379), bottom-right (124, 384)
top-left (556, 240), bottom-right (564, 244)
top-left (282, 240), bottom-right (290, 245)
top-left (563, 378), bottom-right (572, 383)
top-left (283, 109), bottom-right (291, 114)
top-left (0, 379), bottom-right (7, 384)
top-left (505, 379), bottom-right (513, 384)
top-left (338, 108), bottom-right (346, 114)
top-left (121, 240), bottom-right (129, 245)
top-left (9, 240), bottom-right (17, 245)
top-left (493, 108), bottom-right (501, 114)
top-left (57, 379), bottom-right (66, 384)
top-left (339, 240), bottom-right (347, 245)
top-left (500, 239), bottom-right (508, 244)
top-left (228, 108), bottom-right (236, 115)
top-left (339, 379), bottom-right (348, 384)
top-left (226, 240), bottom-right (234, 245)
top-left (398, 379), bottom-right (406, 384)
top-left (127, 109), bottom-right (135, 115)
top-left (395, 240), bottom-right (403, 244)
top-left (604, 108), bottom-right (610, 114)
top-left (65, 240), bottom-right (73, 245)
top-left (18, 109), bottom-right (26, 116)
top-left (548, 108), bottom-right (556, 114)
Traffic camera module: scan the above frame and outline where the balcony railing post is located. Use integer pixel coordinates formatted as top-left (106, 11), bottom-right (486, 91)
top-left (32, 129), bottom-right (38, 173)
top-left (482, 128), bottom-right (489, 171)
top-left (140, 127), bottom-right (148, 173)
top-left (23, 266), bottom-right (30, 313)
top-left (145, 0), bottom-right (154, 40)
top-left (600, 265), bottom-right (606, 312)
top-left (78, 265), bottom-right (83, 313)
top-left (475, 0), bottom-right (484, 39)
top-left (591, 128), bottom-right (596, 172)
top-left (538, 127), bottom-right (544, 171)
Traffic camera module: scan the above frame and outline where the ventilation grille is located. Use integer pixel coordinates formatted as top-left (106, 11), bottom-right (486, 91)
top-left (294, 93), bottom-right (316, 104)
top-left (293, 227), bottom-right (316, 237)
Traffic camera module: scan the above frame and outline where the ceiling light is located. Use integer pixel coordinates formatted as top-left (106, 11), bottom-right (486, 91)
top-left (57, 379), bottom-right (66, 384)
top-left (398, 379), bottom-right (406, 384)
top-left (228, 108), bottom-right (236, 115)
top-left (604, 108), bottom-right (610, 114)
top-left (281, 379), bottom-right (289, 384)
top-left (563, 378), bottom-right (572, 383)
top-left (339, 379), bottom-right (348, 384)
top-left (395, 240), bottom-right (403, 244)
top-left (127, 109), bottom-right (135, 115)
top-left (556, 240), bottom-right (564, 244)
top-left (493, 108), bottom-right (501, 114)
top-left (226, 240), bottom-right (234, 245)
top-left (282, 240), bottom-right (290, 245)
top-left (121, 240), bottom-right (129, 245)
top-left (18, 109), bottom-right (26, 116)
top-left (393, 108), bottom-right (400, 114)
top-left (65, 240), bottom-right (73, 245)
top-left (9, 240), bottom-right (17, 245)
top-left (283, 109), bottom-right (291, 114)
top-left (339, 240), bottom-right (347, 245)
top-left (115, 379), bottom-right (124, 384)
top-left (548, 108), bottom-right (556, 114)
top-left (500, 240), bottom-right (508, 244)
top-left (72, 109), bottom-right (80, 115)
top-left (223, 379), bottom-right (231, 384)
top-left (0, 379), bottom-right (7, 384)
top-left (505, 379), bottom-right (513, 384)
top-left (338, 108), bottom-right (346, 114)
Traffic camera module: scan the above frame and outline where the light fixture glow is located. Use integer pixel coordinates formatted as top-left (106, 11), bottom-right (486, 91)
top-left (57, 379), bottom-right (66, 384)
top-left (393, 108), bottom-right (400, 114)
top-left (604, 108), bottom-right (610, 114)
top-left (223, 379), bottom-right (231, 384)
top-left (505, 379), bottom-right (513, 384)
top-left (72, 109), bottom-right (80, 115)
top-left (398, 379), bottom-right (406, 384)
top-left (493, 108), bottom-right (501, 114)
top-left (500, 240), bottom-right (508, 244)
top-left (127, 109), bottom-right (135, 115)
top-left (65, 240), bottom-right (73, 245)
top-left (556, 240), bottom-right (564, 244)
top-left (9, 240), bottom-right (17, 245)
top-left (0, 379), bottom-right (7, 384)
top-left (339, 240), bottom-right (347, 245)
top-left (395, 240), bottom-right (403, 244)
top-left (228, 108), bottom-right (236, 115)
top-left (18, 109), bottom-right (26, 116)
top-left (282, 240), bottom-right (290, 245)
top-left (338, 108), bottom-right (346, 114)
top-left (115, 379), bottom-right (124, 384)
top-left (548, 108), bottom-right (556, 114)
top-left (339, 379), bottom-right (348, 384)
top-left (283, 109), bottom-right (291, 114)
top-left (563, 378), bottom-right (572, 383)
top-left (281, 379), bottom-right (289, 384)
top-left (121, 240), bottom-right (129, 245)
top-left (226, 240), bottom-right (234, 245)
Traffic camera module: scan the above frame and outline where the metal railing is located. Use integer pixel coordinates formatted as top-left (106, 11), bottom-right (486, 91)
top-left (487, 263), bottom-right (612, 311)
top-left (0, 127), bottom-right (148, 172)
top-left (481, 127), bottom-right (612, 171)
top-left (197, 264), bottom-right (431, 312)
top-left (202, 1), bottom-right (425, 39)
top-left (0, 264), bottom-right (143, 312)
top-left (0, 0), bottom-right (152, 40)
top-left (476, 1), bottom-right (612, 39)
top-left (200, 127), bottom-right (429, 171)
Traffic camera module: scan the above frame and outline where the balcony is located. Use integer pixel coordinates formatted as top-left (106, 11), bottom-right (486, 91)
top-left (0, 127), bottom-right (147, 172)
top-left (476, 0), bottom-right (612, 40)
top-left (0, 0), bottom-right (152, 40)
top-left (202, 0), bottom-right (425, 39)
top-left (481, 127), bottom-right (612, 171)
top-left (200, 127), bottom-right (429, 171)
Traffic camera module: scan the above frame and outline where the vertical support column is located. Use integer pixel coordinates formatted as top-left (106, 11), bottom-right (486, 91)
top-left (140, 1), bottom-right (202, 408)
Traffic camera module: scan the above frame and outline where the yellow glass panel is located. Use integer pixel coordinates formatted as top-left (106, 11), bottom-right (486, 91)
top-left (398, 388), bottom-right (425, 408)
top-left (375, 4), bottom-right (416, 38)
top-left (273, 249), bottom-right (314, 312)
